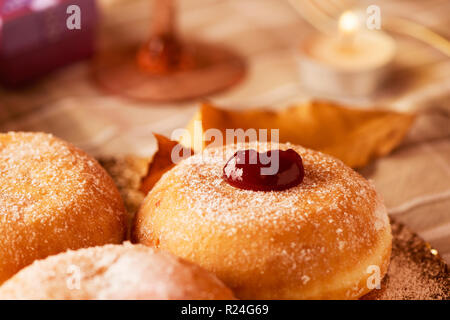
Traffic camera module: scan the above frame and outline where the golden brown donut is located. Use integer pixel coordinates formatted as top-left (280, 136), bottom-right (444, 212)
top-left (0, 132), bottom-right (127, 284)
top-left (133, 142), bottom-right (392, 299)
top-left (0, 243), bottom-right (235, 300)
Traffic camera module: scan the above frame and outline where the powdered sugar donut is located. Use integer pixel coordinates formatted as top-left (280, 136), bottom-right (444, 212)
top-left (0, 243), bottom-right (235, 300)
top-left (0, 132), bottom-right (127, 284)
top-left (132, 142), bottom-right (392, 299)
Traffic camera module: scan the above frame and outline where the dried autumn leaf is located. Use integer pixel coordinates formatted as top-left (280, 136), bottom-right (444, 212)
top-left (182, 101), bottom-right (415, 168)
top-left (140, 133), bottom-right (193, 195)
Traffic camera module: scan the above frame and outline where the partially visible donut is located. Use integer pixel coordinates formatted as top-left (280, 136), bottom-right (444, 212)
top-left (0, 132), bottom-right (127, 284)
top-left (0, 243), bottom-right (235, 300)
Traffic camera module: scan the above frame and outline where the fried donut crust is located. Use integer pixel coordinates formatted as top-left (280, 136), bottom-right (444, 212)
top-left (0, 132), bottom-right (127, 284)
top-left (0, 243), bottom-right (235, 300)
top-left (133, 142), bottom-right (392, 299)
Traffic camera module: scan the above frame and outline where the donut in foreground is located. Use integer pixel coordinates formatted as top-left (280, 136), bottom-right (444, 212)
top-left (0, 243), bottom-right (235, 299)
top-left (0, 132), bottom-right (127, 284)
top-left (132, 142), bottom-right (392, 299)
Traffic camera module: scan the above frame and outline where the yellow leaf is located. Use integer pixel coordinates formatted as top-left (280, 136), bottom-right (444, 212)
top-left (182, 101), bottom-right (415, 168)
top-left (140, 133), bottom-right (193, 195)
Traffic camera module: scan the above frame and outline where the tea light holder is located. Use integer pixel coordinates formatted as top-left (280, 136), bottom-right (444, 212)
top-left (296, 11), bottom-right (397, 96)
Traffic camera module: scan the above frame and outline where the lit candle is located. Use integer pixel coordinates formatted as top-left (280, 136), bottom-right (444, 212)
top-left (338, 11), bottom-right (360, 48)
top-left (297, 11), bottom-right (397, 96)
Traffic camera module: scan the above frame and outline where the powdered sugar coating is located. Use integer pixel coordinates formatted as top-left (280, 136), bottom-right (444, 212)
top-left (0, 243), bottom-right (235, 300)
top-left (162, 142), bottom-right (388, 242)
top-left (134, 142), bottom-right (392, 299)
top-left (0, 132), bottom-right (127, 284)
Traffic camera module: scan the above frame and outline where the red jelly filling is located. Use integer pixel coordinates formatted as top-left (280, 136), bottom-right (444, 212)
top-left (223, 149), bottom-right (304, 191)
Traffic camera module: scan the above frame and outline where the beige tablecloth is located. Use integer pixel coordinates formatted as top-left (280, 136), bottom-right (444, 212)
top-left (0, 0), bottom-right (449, 262)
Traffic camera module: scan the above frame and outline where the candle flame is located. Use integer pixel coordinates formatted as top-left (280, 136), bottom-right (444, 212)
top-left (339, 11), bottom-right (360, 33)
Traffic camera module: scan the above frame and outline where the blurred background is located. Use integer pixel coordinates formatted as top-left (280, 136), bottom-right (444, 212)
top-left (0, 0), bottom-right (449, 262)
